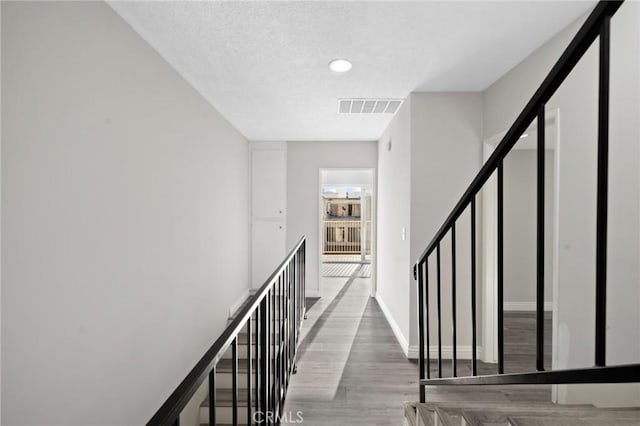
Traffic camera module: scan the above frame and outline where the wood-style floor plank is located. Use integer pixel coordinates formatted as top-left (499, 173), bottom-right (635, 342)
top-left (284, 263), bottom-right (554, 425)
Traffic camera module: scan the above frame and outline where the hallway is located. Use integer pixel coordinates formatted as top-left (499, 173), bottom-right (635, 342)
top-left (284, 265), bottom-right (419, 425)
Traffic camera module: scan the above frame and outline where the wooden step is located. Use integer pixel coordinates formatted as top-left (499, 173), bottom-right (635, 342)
top-left (417, 402), bottom-right (556, 426)
top-left (215, 355), bottom-right (291, 388)
top-left (200, 388), bottom-right (256, 407)
top-left (214, 372), bottom-right (249, 389)
top-left (415, 404), bottom-right (439, 426)
top-left (221, 344), bottom-right (250, 359)
top-left (414, 401), bottom-right (640, 426)
top-left (201, 424), bottom-right (248, 426)
top-left (199, 388), bottom-right (255, 424)
top-left (463, 405), bottom-right (639, 426)
top-left (237, 330), bottom-right (282, 345)
top-left (508, 413), bottom-right (640, 426)
top-left (432, 407), bottom-right (460, 426)
top-left (217, 358), bottom-right (258, 374)
top-left (199, 404), bottom-right (248, 425)
top-left (230, 311), bottom-right (290, 323)
top-left (403, 402), bottom-right (417, 426)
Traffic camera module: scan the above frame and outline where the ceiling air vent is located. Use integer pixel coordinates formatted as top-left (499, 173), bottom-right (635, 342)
top-left (338, 99), bottom-right (403, 114)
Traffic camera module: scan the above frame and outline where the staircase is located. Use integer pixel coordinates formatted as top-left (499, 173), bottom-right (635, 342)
top-left (403, 310), bottom-right (639, 425)
top-left (147, 237), bottom-right (306, 426)
top-left (198, 300), bottom-right (267, 426)
top-left (198, 318), bottom-right (253, 425)
top-left (409, 2), bottom-right (639, 426)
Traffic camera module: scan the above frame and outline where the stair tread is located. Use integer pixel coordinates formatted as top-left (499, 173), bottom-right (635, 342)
top-left (216, 358), bottom-right (257, 373)
top-left (418, 401), bottom-right (564, 409)
top-left (415, 402), bottom-right (640, 426)
top-left (434, 406), bottom-right (461, 426)
top-left (237, 330), bottom-right (282, 345)
top-left (416, 404), bottom-right (436, 426)
top-left (200, 388), bottom-right (257, 407)
top-left (462, 405), bottom-right (640, 418)
top-left (201, 424), bottom-right (249, 426)
top-left (507, 414), bottom-right (640, 426)
top-left (403, 402), bottom-right (417, 426)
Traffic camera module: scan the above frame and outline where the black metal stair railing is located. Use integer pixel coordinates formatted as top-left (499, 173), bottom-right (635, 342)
top-left (413, 0), bottom-right (640, 403)
top-left (147, 236), bottom-right (306, 426)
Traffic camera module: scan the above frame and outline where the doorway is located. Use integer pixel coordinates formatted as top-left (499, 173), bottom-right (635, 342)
top-left (481, 110), bottom-right (560, 367)
top-left (318, 168), bottom-right (376, 297)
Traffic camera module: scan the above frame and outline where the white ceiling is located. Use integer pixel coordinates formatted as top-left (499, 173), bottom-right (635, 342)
top-left (108, 1), bottom-right (596, 142)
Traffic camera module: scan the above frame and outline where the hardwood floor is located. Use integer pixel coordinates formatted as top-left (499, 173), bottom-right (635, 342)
top-left (285, 266), bottom-right (417, 425)
top-left (284, 263), bottom-right (554, 425)
top-left (321, 262), bottom-right (371, 278)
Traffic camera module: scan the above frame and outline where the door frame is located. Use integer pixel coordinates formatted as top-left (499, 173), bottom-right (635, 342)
top-left (480, 109), bottom-right (560, 366)
top-left (318, 168), bottom-right (377, 297)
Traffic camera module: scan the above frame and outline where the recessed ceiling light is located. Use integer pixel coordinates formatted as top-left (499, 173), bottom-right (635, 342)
top-left (329, 59), bottom-right (352, 73)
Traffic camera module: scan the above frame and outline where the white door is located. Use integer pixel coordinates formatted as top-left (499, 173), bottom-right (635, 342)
top-left (251, 221), bottom-right (286, 288)
top-left (251, 144), bottom-right (287, 288)
top-left (252, 150), bottom-right (286, 219)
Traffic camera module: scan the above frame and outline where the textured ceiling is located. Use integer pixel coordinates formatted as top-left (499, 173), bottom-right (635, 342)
top-left (108, 1), bottom-right (595, 141)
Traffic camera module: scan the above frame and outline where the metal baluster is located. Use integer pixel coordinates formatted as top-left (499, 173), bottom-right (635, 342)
top-left (255, 305), bottom-right (260, 424)
top-left (417, 261), bottom-right (426, 403)
top-left (268, 290), bottom-right (273, 424)
top-left (303, 241), bottom-right (307, 320)
top-left (172, 416), bottom-right (180, 426)
top-left (288, 262), bottom-right (292, 379)
top-left (286, 263), bottom-right (291, 383)
top-left (292, 253), bottom-right (298, 370)
top-left (281, 271), bottom-right (285, 408)
top-left (595, 15), bottom-right (610, 368)
top-left (232, 338), bottom-right (238, 426)
top-left (287, 264), bottom-right (291, 382)
top-left (451, 223), bottom-right (457, 377)
top-left (271, 285), bottom-right (276, 420)
top-left (260, 299), bottom-right (268, 426)
top-left (471, 197), bottom-right (478, 376)
top-left (283, 268), bottom-right (287, 398)
top-left (498, 160), bottom-right (505, 374)
top-left (275, 276), bottom-right (280, 416)
top-left (284, 266), bottom-right (288, 390)
top-left (537, 105), bottom-right (546, 372)
top-left (279, 273), bottom-right (283, 411)
top-left (247, 316), bottom-right (252, 425)
top-left (209, 366), bottom-right (216, 426)
top-left (437, 242), bottom-right (442, 378)
top-left (425, 259), bottom-right (431, 380)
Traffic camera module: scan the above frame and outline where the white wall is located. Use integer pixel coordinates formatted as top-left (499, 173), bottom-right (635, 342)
top-left (484, 3), bottom-right (640, 405)
top-left (377, 99), bottom-right (412, 353)
top-left (322, 169), bottom-right (374, 186)
top-left (286, 141), bottom-right (377, 297)
top-left (2, 2), bottom-right (251, 425)
top-left (376, 93), bottom-right (483, 358)
top-left (503, 149), bottom-right (555, 308)
top-left (408, 93), bottom-right (484, 352)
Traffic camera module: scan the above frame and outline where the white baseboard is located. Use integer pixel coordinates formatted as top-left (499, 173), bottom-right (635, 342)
top-left (407, 345), bottom-right (485, 360)
top-left (228, 289), bottom-right (251, 319)
top-left (375, 293), bottom-right (409, 357)
top-left (505, 301), bottom-right (553, 311)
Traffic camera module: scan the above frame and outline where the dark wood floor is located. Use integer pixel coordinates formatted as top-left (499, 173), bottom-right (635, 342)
top-left (284, 265), bottom-right (553, 425)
